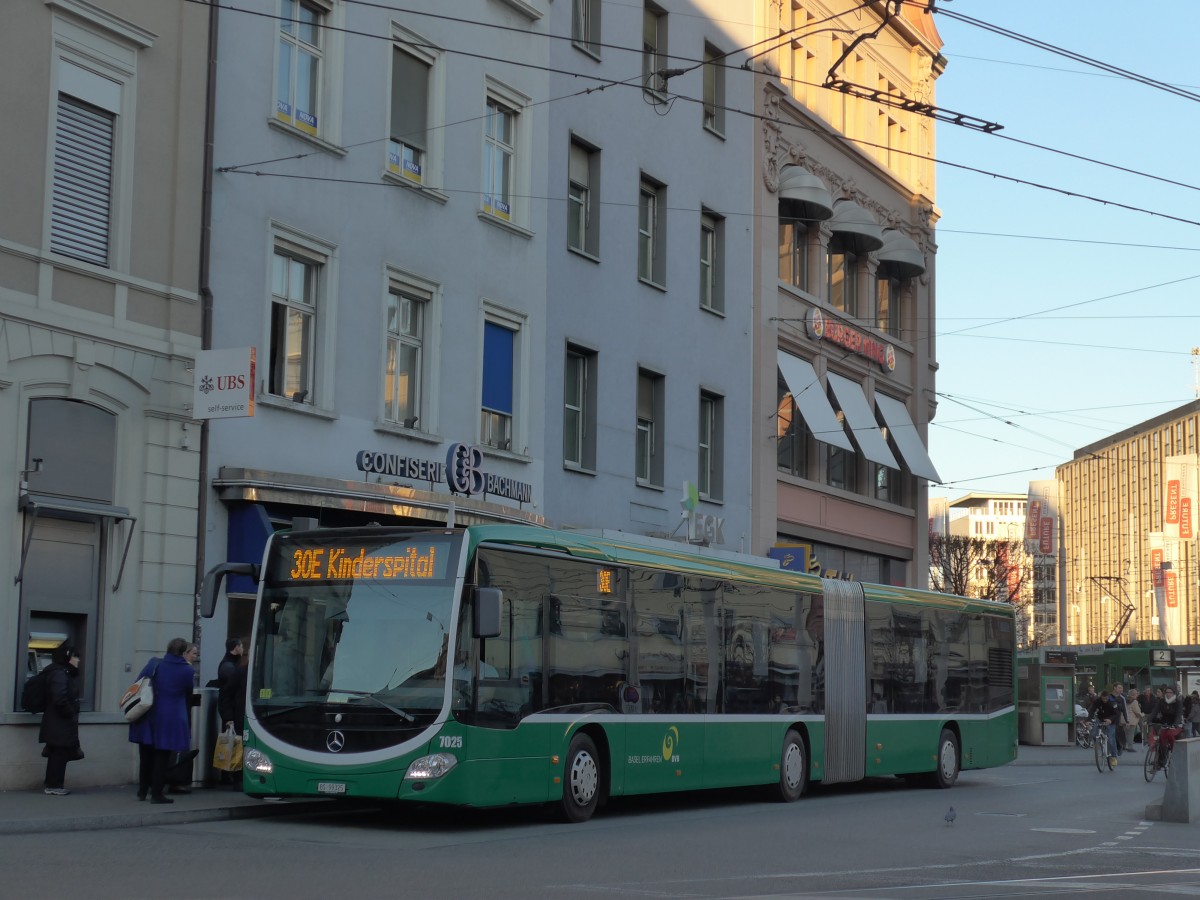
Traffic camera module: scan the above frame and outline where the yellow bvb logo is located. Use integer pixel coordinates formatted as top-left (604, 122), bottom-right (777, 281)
top-left (662, 726), bottom-right (680, 761)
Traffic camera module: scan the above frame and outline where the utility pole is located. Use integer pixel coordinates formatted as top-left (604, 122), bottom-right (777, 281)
top-left (1192, 347), bottom-right (1199, 399)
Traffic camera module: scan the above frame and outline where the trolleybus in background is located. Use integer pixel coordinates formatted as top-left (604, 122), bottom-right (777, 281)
top-left (1072, 642), bottom-right (1177, 697)
top-left (202, 524), bottom-right (1017, 822)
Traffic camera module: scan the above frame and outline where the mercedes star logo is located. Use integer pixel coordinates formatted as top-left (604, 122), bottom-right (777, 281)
top-left (326, 730), bottom-right (346, 753)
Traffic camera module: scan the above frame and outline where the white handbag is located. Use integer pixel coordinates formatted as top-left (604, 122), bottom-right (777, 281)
top-left (120, 661), bottom-right (158, 722)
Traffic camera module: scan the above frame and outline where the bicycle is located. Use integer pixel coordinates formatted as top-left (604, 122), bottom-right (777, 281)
top-left (1092, 719), bottom-right (1116, 772)
top-left (1143, 724), bottom-right (1182, 782)
top-left (1075, 716), bottom-right (1094, 749)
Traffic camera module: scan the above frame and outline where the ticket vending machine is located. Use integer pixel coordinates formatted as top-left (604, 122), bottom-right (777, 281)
top-left (1018, 649), bottom-right (1077, 745)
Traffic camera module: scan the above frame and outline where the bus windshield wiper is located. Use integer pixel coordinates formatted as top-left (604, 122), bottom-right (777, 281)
top-left (325, 689), bottom-right (416, 722)
top-left (257, 702), bottom-right (306, 718)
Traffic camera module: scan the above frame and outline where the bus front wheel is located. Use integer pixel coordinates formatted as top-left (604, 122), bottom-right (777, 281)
top-left (933, 728), bottom-right (960, 789)
top-left (559, 733), bottom-right (601, 823)
top-left (774, 729), bottom-right (807, 802)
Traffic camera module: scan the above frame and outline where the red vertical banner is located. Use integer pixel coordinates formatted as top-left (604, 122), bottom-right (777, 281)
top-left (1038, 516), bottom-right (1053, 554)
top-left (1166, 571), bottom-right (1178, 608)
top-left (1182, 498), bottom-right (1194, 539)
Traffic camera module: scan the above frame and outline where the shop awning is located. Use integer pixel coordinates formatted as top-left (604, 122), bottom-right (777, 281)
top-left (829, 199), bottom-right (884, 253)
top-left (778, 167), bottom-right (834, 222)
top-left (16, 492), bottom-right (136, 590)
top-left (874, 394), bottom-right (941, 482)
top-left (876, 230), bottom-right (925, 277)
top-left (777, 351), bottom-right (853, 451)
top-left (825, 372), bottom-right (898, 468)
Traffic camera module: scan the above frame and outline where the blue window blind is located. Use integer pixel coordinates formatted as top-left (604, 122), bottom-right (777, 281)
top-left (482, 322), bottom-right (514, 414)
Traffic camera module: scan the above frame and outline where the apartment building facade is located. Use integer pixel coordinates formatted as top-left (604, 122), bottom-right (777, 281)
top-left (751, 1), bottom-right (945, 585)
top-left (1, 0), bottom-right (209, 789)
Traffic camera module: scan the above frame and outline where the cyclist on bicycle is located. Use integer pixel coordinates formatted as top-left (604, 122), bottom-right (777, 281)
top-left (1093, 682), bottom-right (1128, 767)
top-left (1150, 687), bottom-right (1184, 768)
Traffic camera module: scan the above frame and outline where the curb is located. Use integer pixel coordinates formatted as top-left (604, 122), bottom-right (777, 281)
top-left (0, 797), bottom-right (343, 836)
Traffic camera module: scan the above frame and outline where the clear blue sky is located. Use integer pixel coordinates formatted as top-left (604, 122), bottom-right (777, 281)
top-left (925, 3), bottom-right (1200, 504)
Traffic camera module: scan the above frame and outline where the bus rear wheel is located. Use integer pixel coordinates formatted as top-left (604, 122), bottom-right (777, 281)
top-left (559, 733), bottom-right (601, 823)
top-left (774, 729), bottom-right (807, 802)
top-left (933, 728), bottom-right (960, 789)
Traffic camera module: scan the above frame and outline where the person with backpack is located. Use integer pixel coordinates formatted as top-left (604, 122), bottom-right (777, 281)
top-left (38, 644), bottom-right (82, 796)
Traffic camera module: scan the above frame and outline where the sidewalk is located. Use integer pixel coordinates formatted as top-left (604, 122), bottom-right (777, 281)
top-left (0, 783), bottom-right (340, 835)
top-left (1011, 741), bottom-right (1090, 766)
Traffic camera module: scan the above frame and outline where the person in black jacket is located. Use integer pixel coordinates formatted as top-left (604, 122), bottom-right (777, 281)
top-left (39, 644), bottom-right (82, 796)
top-left (215, 637), bottom-right (246, 786)
top-left (1092, 682), bottom-right (1128, 766)
top-left (1150, 686), bottom-right (1184, 768)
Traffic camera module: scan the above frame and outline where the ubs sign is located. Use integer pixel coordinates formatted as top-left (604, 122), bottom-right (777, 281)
top-left (355, 443), bottom-right (533, 504)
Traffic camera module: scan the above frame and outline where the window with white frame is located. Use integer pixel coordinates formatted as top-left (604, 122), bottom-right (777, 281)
top-left (564, 345), bottom-right (597, 470)
top-left (389, 46), bottom-right (429, 184)
top-left (698, 391), bottom-right (723, 500)
top-left (568, 138), bottom-right (600, 257)
top-left (827, 246), bottom-right (857, 315)
top-left (482, 94), bottom-right (516, 221)
top-left (638, 176), bottom-right (666, 286)
top-left (481, 316), bottom-right (521, 450)
top-left (384, 279), bottom-right (430, 428)
top-left (269, 244), bottom-right (321, 403)
top-left (699, 209), bottom-right (723, 312)
top-left (702, 43), bottom-right (725, 135)
top-left (572, 0), bottom-right (601, 57)
top-left (636, 369), bottom-right (664, 486)
top-left (642, 3), bottom-right (667, 97)
top-left (275, 0), bottom-right (329, 137)
top-left (48, 9), bottom-right (148, 272)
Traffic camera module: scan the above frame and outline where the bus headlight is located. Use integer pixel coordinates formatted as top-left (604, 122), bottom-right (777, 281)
top-left (244, 748), bottom-right (274, 775)
top-left (405, 753), bottom-right (458, 780)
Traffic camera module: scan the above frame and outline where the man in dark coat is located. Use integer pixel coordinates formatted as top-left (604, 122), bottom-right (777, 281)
top-left (217, 637), bottom-right (246, 730)
top-left (1139, 687), bottom-right (1158, 743)
top-left (39, 644), bottom-right (81, 795)
top-left (216, 637), bottom-right (246, 786)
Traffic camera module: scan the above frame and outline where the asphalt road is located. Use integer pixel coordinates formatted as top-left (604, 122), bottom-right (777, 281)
top-left (3, 752), bottom-right (1197, 899)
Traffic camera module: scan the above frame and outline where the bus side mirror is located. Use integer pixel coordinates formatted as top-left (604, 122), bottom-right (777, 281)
top-left (200, 562), bottom-right (259, 618)
top-left (474, 587), bottom-right (502, 638)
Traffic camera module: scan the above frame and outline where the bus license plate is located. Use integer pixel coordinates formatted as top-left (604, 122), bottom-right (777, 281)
top-left (317, 782), bottom-right (346, 794)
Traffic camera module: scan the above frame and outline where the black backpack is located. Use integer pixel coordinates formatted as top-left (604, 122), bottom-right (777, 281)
top-left (21, 669), bottom-right (49, 714)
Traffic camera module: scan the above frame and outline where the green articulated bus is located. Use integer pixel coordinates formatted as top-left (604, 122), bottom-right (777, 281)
top-left (202, 524), bottom-right (1017, 822)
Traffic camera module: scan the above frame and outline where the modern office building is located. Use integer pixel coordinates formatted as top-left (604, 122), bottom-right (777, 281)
top-left (1059, 401), bottom-right (1200, 648)
top-left (1, 0), bottom-right (209, 789)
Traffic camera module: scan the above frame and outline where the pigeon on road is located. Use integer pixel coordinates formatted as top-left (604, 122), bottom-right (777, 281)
top-left (945, 806), bottom-right (957, 826)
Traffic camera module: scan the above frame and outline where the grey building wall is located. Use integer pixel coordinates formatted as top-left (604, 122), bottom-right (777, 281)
top-left (541, 0), bottom-right (757, 548)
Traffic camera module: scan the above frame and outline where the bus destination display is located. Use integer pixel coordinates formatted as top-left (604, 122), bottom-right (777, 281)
top-left (284, 542), bottom-right (450, 582)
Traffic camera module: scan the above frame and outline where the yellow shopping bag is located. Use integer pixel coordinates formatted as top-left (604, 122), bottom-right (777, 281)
top-left (213, 724), bottom-right (243, 772)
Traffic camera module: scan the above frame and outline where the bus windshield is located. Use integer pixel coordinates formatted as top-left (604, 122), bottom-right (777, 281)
top-left (250, 530), bottom-right (464, 744)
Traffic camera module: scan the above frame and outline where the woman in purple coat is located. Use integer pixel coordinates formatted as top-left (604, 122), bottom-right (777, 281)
top-left (128, 637), bottom-right (195, 803)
